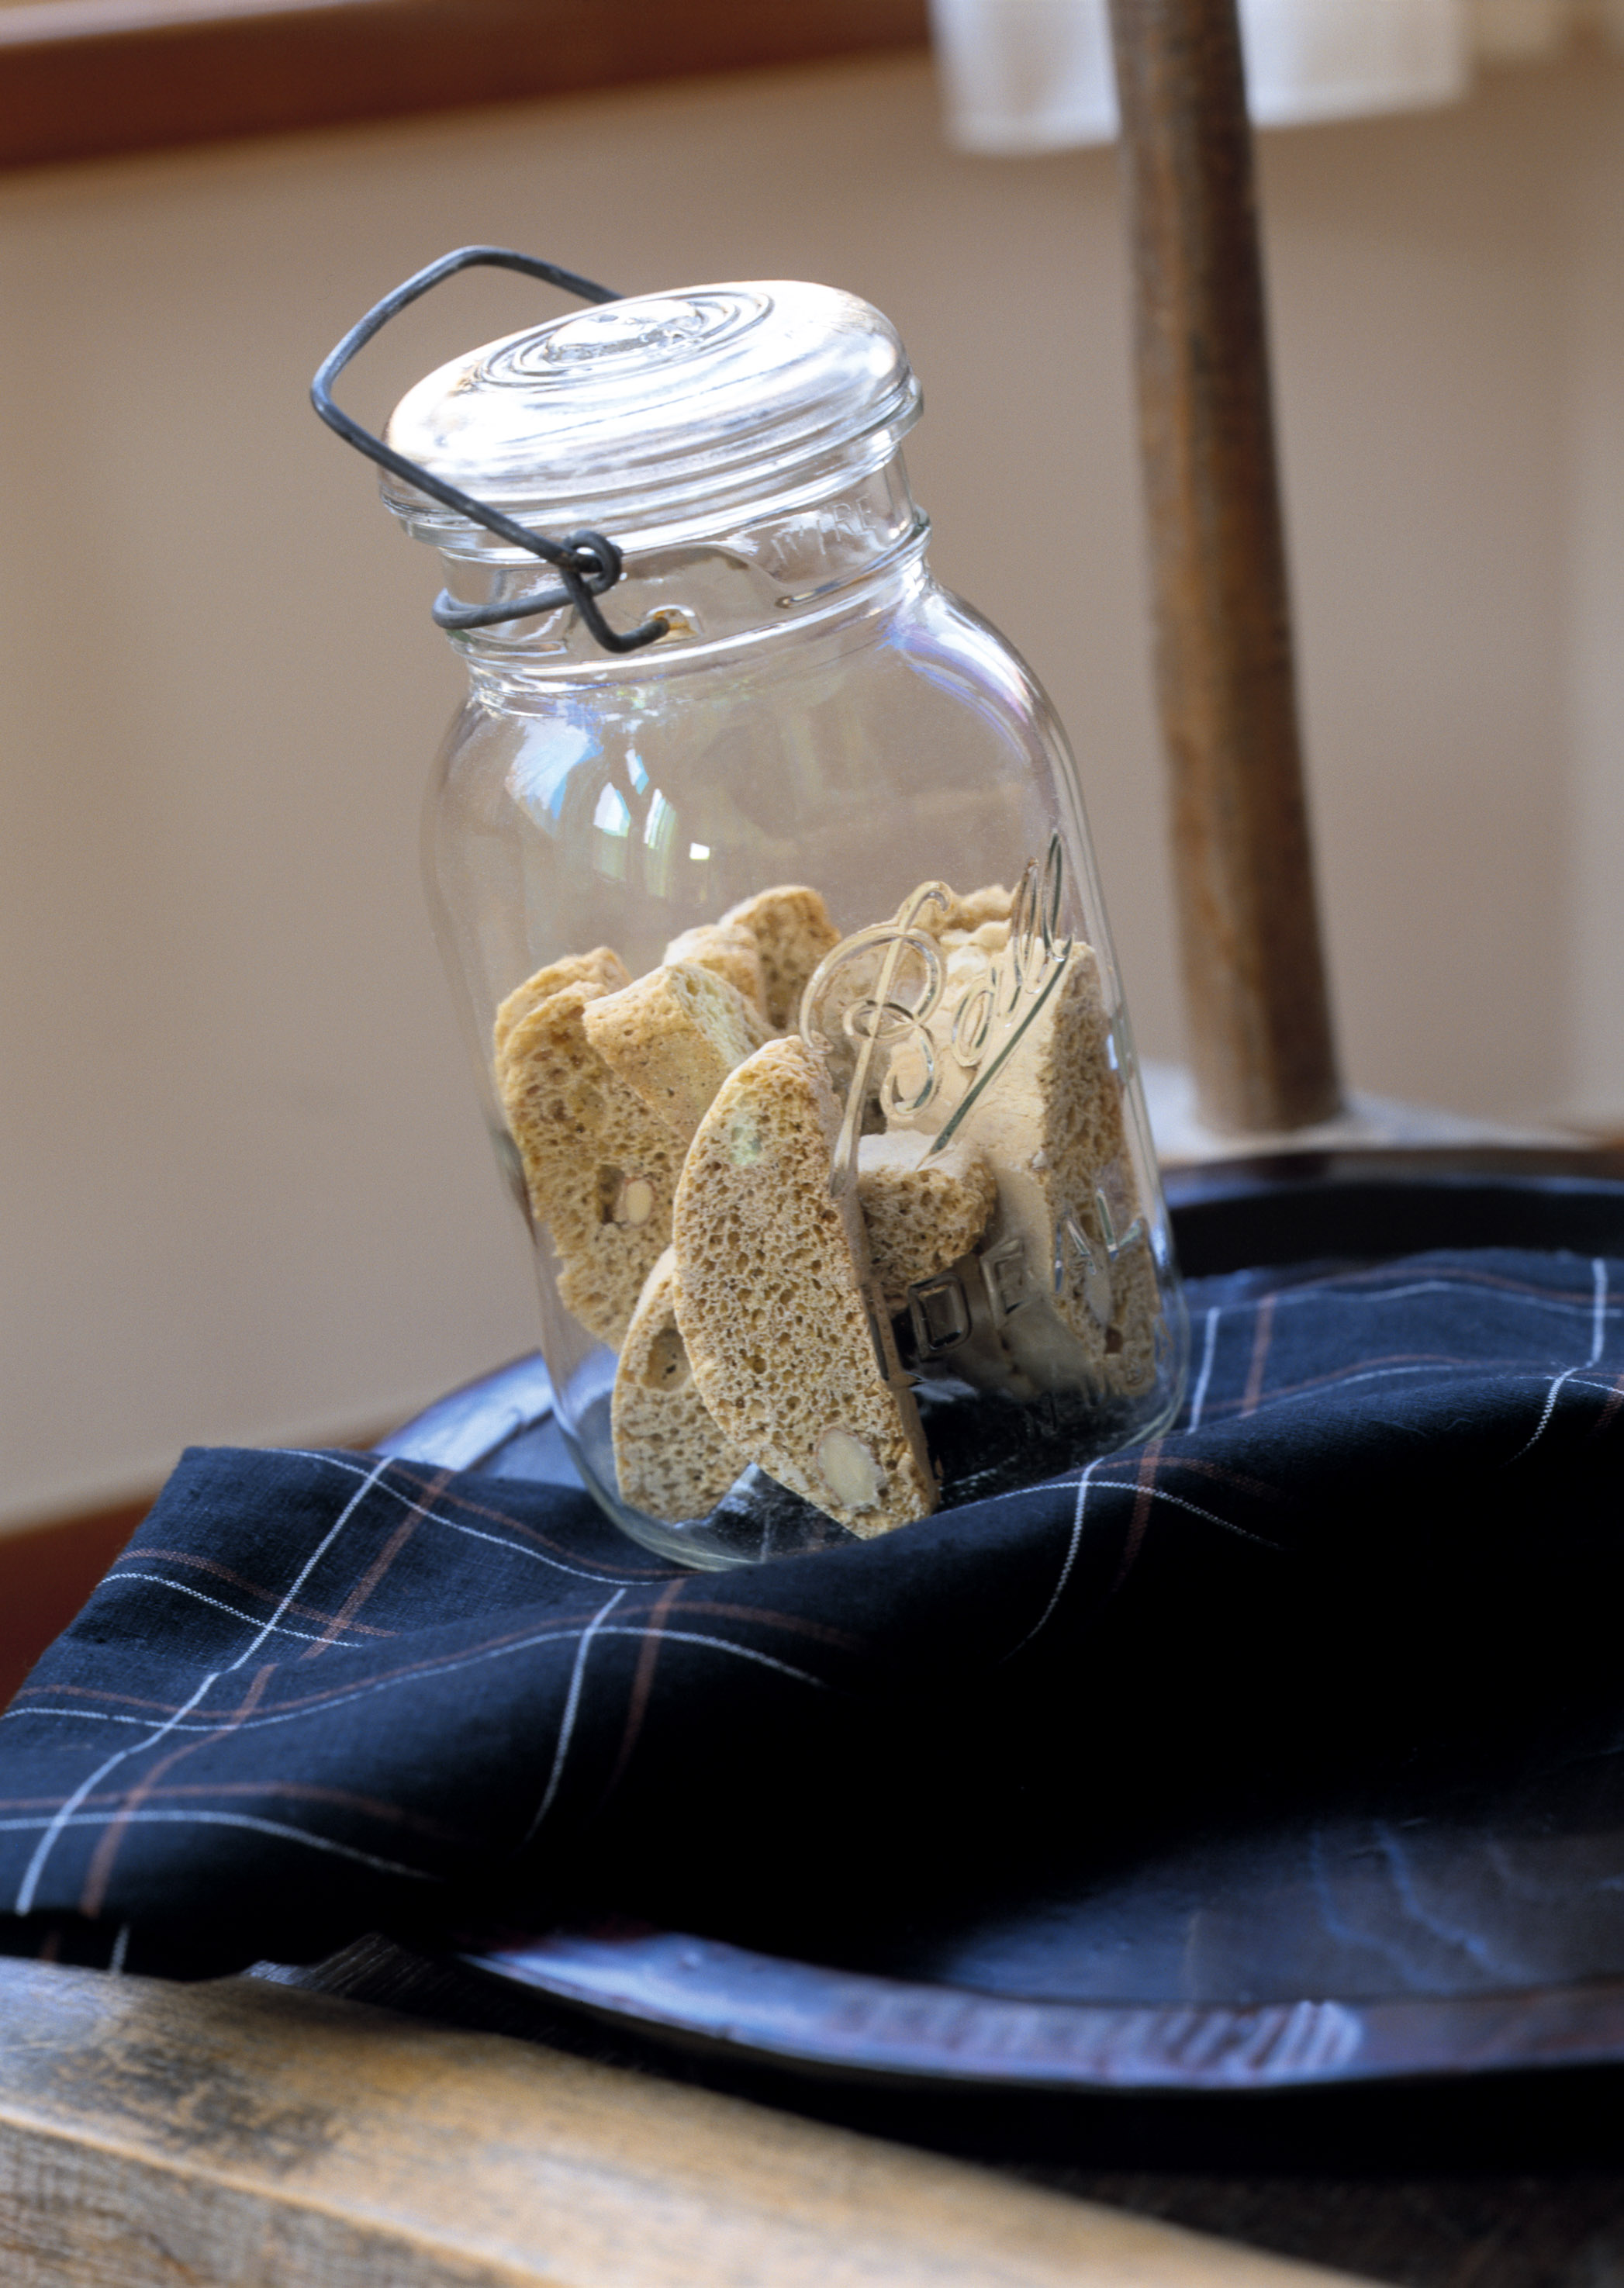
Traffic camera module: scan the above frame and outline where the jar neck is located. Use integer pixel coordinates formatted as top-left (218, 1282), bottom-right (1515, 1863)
top-left (436, 454), bottom-right (928, 695)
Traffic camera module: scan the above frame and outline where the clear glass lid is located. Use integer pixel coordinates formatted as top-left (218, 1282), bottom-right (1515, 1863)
top-left (381, 281), bottom-right (923, 555)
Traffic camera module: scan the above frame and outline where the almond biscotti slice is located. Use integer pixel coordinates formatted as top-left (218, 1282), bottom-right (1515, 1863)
top-left (674, 1035), bottom-right (936, 1537)
top-left (938, 917), bottom-right (1011, 963)
top-left (856, 1129), bottom-right (997, 1318)
top-left (492, 947), bottom-right (631, 1062)
top-left (612, 1249), bottom-right (749, 1522)
top-left (661, 921), bottom-right (765, 1017)
top-left (931, 939), bottom-right (1158, 1395)
top-left (581, 961), bottom-right (772, 1148)
top-left (926, 882), bottom-right (1014, 937)
top-left (497, 980), bottom-right (679, 1348)
top-left (720, 884), bottom-right (841, 1032)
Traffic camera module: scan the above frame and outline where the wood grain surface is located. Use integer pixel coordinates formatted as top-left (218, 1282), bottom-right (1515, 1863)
top-left (0, 1959), bottom-right (1370, 2286)
top-left (0, 0), bottom-right (930, 172)
top-left (1105, 0), bottom-right (1341, 1136)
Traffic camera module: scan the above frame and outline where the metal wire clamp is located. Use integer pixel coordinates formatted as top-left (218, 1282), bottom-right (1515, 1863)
top-left (311, 246), bottom-right (669, 656)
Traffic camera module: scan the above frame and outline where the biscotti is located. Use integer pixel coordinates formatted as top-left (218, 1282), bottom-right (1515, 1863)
top-left (496, 980), bottom-right (679, 1348)
top-left (856, 1129), bottom-right (997, 1317)
top-left (493, 864), bottom-right (1168, 1541)
top-left (924, 882), bottom-right (1014, 938)
top-left (493, 946), bottom-right (631, 1062)
top-left (612, 1249), bottom-right (748, 1521)
top-left (720, 884), bottom-right (841, 1032)
top-left (662, 921), bottom-right (766, 1018)
top-left (928, 939), bottom-right (1158, 1396)
top-left (673, 1035), bottom-right (937, 1536)
top-left (582, 960), bottom-right (772, 1147)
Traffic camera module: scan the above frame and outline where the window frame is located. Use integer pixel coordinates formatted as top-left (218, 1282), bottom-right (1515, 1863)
top-left (0, 0), bottom-right (928, 172)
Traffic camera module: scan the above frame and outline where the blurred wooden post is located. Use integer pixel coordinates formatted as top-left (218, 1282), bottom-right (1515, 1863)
top-left (1106, 0), bottom-right (1341, 1134)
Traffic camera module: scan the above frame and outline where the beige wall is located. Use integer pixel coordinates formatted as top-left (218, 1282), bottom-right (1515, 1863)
top-left (1567, 61), bottom-right (1624, 1122)
top-left (2, 50), bottom-right (1621, 1529)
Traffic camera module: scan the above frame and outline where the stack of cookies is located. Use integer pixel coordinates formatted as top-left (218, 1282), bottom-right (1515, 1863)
top-left (495, 878), bottom-right (1157, 1538)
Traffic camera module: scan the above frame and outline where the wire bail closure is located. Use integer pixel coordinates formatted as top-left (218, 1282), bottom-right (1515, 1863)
top-left (311, 247), bottom-right (670, 658)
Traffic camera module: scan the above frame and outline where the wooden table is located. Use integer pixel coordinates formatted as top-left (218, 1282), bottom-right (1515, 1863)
top-left (0, 1952), bottom-right (1370, 2288)
top-left (8, 1926), bottom-right (1624, 2286)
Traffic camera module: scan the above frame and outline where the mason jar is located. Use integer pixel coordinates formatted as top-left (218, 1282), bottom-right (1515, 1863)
top-left (365, 270), bottom-right (1187, 1568)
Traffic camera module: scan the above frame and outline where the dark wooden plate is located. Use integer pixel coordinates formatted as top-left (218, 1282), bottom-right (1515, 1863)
top-left (384, 1146), bottom-right (1624, 2094)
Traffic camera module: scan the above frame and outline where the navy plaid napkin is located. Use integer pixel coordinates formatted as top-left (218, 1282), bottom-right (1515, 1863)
top-left (3, 1246), bottom-right (1620, 1979)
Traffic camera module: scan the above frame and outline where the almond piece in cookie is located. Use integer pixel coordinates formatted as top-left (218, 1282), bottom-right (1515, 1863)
top-left (493, 947), bottom-right (631, 1062)
top-left (497, 980), bottom-right (679, 1348)
top-left (582, 961), bottom-right (771, 1148)
top-left (720, 884), bottom-right (841, 1032)
top-left (612, 1249), bottom-right (748, 1522)
top-left (662, 921), bottom-right (766, 1018)
top-left (856, 1129), bottom-right (997, 1318)
top-left (673, 1035), bottom-right (936, 1537)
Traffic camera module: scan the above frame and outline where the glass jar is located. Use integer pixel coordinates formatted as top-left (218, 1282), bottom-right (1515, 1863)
top-left (375, 275), bottom-right (1187, 1568)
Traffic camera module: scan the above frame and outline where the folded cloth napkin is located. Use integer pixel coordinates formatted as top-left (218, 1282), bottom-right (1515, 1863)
top-left (2, 1246), bottom-right (1620, 1980)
